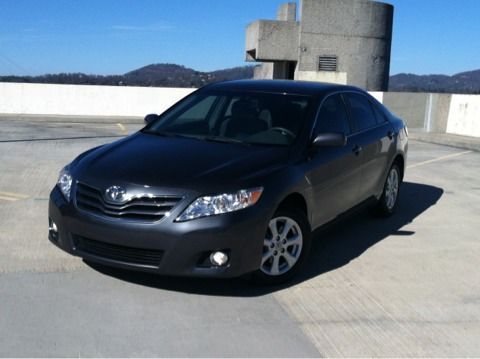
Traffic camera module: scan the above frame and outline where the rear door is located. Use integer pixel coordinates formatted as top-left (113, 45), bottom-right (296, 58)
top-left (306, 94), bottom-right (363, 226)
top-left (343, 93), bottom-right (395, 201)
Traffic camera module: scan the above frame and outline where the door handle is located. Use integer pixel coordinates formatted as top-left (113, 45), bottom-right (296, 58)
top-left (353, 145), bottom-right (363, 155)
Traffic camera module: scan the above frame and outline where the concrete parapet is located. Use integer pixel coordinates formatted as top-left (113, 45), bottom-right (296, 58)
top-left (0, 82), bottom-right (194, 118)
top-left (0, 82), bottom-right (479, 140)
top-left (447, 95), bottom-right (480, 137)
top-left (383, 92), bottom-right (452, 133)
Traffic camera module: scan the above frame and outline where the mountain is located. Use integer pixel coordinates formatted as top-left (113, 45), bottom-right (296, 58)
top-left (1, 64), bottom-right (479, 94)
top-left (0, 64), bottom-right (256, 88)
top-left (389, 70), bottom-right (480, 94)
top-left (123, 63), bottom-right (255, 87)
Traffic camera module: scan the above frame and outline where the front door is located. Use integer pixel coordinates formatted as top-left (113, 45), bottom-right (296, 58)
top-left (306, 94), bottom-right (364, 227)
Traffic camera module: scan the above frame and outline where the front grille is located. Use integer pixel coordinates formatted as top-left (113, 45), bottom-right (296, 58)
top-left (74, 236), bottom-right (164, 268)
top-left (75, 182), bottom-right (181, 222)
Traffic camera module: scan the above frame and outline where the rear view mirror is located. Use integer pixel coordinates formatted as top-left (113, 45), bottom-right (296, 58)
top-left (144, 114), bottom-right (159, 124)
top-left (312, 133), bottom-right (347, 148)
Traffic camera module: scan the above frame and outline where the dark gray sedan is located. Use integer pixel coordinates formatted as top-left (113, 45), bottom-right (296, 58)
top-left (49, 80), bottom-right (408, 284)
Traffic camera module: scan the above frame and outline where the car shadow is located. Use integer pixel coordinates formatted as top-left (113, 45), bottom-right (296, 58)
top-left (85, 181), bottom-right (443, 297)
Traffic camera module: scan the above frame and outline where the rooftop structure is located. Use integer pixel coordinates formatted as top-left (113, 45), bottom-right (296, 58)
top-left (245, 0), bottom-right (394, 91)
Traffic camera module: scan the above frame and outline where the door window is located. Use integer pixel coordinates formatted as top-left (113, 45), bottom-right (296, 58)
top-left (345, 93), bottom-right (378, 132)
top-left (315, 94), bottom-right (350, 135)
top-left (371, 101), bottom-right (388, 124)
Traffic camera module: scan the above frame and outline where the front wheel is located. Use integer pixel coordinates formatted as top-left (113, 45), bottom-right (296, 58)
top-left (376, 163), bottom-right (402, 216)
top-left (252, 208), bottom-right (311, 284)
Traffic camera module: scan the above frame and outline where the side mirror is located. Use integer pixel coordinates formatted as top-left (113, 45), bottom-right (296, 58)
top-left (144, 114), bottom-right (159, 124)
top-left (312, 133), bottom-right (347, 148)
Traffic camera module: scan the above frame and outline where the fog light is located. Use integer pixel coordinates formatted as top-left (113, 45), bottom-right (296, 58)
top-left (210, 251), bottom-right (229, 267)
top-left (48, 218), bottom-right (59, 242)
top-left (49, 219), bottom-right (58, 233)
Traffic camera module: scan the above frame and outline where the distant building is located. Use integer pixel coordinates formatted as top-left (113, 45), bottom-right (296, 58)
top-left (245, 0), bottom-right (394, 91)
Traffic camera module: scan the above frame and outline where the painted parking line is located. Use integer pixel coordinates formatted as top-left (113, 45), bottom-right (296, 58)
top-left (116, 123), bottom-right (128, 134)
top-left (408, 150), bottom-right (473, 169)
top-left (0, 191), bottom-right (29, 202)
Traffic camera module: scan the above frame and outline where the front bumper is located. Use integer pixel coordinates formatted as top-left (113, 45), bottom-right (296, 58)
top-left (48, 187), bottom-right (270, 278)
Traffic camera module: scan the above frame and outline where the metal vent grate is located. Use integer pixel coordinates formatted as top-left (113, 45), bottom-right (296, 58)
top-left (318, 56), bottom-right (338, 72)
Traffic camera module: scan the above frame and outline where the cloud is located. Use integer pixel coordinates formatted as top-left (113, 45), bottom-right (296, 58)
top-left (111, 23), bottom-right (174, 32)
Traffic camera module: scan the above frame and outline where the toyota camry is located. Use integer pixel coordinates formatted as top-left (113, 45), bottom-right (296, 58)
top-left (48, 80), bottom-right (408, 284)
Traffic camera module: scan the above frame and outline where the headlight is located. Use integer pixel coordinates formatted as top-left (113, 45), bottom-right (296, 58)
top-left (57, 167), bottom-right (73, 201)
top-left (176, 188), bottom-right (263, 222)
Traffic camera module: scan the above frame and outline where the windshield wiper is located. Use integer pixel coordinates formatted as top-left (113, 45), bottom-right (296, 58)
top-left (143, 130), bottom-right (250, 145)
top-left (200, 136), bottom-right (250, 145)
top-left (142, 130), bottom-right (199, 140)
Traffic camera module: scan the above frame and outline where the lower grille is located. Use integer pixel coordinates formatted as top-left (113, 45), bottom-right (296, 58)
top-left (73, 236), bottom-right (164, 268)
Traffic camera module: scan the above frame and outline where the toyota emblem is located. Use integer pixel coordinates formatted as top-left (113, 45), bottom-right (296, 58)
top-left (105, 186), bottom-right (127, 203)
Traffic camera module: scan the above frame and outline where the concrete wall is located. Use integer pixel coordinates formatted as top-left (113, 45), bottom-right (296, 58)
top-left (298, 0), bottom-right (393, 91)
top-left (0, 82), bottom-right (195, 118)
top-left (447, 95), bottom-right (480, 137)
top-left (296, 70), bottom-right (348, 85)
top-left (383, 92), bottom-right (430, 129)
top-left (383, 92), bottom-right (453, 132)
top-left (0, 82), bottom-right (479, 138)
top-left (247, 0), bottom-right (393, 91)
top-left (245, 20), bottom-right (299, 62)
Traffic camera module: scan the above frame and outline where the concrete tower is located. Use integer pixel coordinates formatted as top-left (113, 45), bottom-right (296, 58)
top-left (245, 0), bottom-right (394, 91)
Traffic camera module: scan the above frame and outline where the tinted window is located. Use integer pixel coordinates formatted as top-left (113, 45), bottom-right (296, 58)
top-left (371, 101), bottom-right (388, 124)
top-left (145, 91), bottom-right (311, 146)
top-left (345, 93), bottom-right (377, 131)
top-left (315, 95), bottom-right (350, 135)
top-left (176, 95), bottom-right (216, 125)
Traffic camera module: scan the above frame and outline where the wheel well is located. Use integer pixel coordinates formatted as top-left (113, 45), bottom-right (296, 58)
top-left (277, 193), bottom-right (308, 217)
top-left (393, 154), bottom-right (405, 180)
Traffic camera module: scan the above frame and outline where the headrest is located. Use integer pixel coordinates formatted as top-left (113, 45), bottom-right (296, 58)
top-left (231, 100), bottom-right (257, 119)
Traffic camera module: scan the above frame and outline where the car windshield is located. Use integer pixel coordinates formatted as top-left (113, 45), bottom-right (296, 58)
top-left (143, 91), bottom-right (312, 146)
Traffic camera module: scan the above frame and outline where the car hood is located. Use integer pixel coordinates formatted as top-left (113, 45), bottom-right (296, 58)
top-left (72, 132), bottom-right (290, 190)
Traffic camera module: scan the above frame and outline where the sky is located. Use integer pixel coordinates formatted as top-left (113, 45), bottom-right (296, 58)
top-left (0, 0), bottom-right (479, 76)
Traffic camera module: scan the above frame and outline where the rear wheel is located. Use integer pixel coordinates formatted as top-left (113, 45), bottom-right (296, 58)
top-left (252, 208), bottom-right (311, 284)
top-left (376, 163), bottom-right (401, 216)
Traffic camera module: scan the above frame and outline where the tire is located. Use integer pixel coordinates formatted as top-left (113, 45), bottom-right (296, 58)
top-left (376, 163), bottom-right (402, 217)
top-left (252, 208), bottom-right (311, 285)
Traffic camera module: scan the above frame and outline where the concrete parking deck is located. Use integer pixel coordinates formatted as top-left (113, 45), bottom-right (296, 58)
top-left (0, 117), bottom-right (479, 357)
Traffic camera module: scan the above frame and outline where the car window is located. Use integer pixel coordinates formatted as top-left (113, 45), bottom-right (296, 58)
top-left (175, 95), bottom-right (216, 125)
top-left (370, 101), bottom-right (388, 124)
top-left (345, 93), bottom-right (377, 131)
top-left (315, 94), bottom-right (350, 135)
top-left (145, 91), bottom-right (312, 146)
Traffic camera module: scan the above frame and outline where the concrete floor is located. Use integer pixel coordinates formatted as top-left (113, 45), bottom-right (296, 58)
top-left (0, 117), bottom-right (479, 357)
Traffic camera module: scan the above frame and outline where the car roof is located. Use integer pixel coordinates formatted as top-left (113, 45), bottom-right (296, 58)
top-left (206, 79), bottom-right (364, 97)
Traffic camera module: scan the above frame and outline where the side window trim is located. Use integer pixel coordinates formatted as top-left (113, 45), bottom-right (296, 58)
top-left (339, 93), bottom-right (356, 134)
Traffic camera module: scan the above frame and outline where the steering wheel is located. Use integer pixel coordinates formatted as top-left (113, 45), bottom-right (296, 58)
top-left (269, 127), bottom-right (295, 139)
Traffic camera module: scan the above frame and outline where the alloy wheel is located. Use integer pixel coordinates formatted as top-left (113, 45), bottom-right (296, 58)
top-left (261, 216), bottom-right (303, 276)
top-left (385, 167), bottom-right (399, 210)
